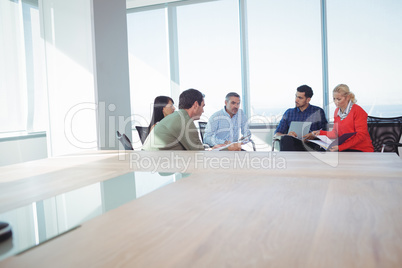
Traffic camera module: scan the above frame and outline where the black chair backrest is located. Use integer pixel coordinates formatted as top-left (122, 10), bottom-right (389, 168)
top-left (136, 126), bottom-right (149, 145)
top-left (198, 121), bottom-right (207, 143)
top-left (116, 131), bottom-right (134, 150)
top-left (367, 116), bottom-right (402, 154)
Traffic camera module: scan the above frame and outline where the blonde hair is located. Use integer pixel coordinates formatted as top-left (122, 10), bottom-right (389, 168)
top-left (333, 84), bottom-right (357, 103)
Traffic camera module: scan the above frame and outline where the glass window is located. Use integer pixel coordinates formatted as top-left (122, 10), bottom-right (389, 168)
top-left (327, 0), bottom-right (402, 118)
top-left (23, 0), bottom-right (47, 132)
top-left (176, 0), bottom-right (242, 120)
top-left (0, 0), bottom-right (47, 134)
top-left (127, 8), bottom-right (170, 126)
top-left (0, 0), bottom-right (28, 133)
top-left (247, 0), bottom-right (323, 123)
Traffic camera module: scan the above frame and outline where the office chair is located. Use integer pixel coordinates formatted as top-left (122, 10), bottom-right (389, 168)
top-left (197, 121), bottom-right (210, 149)
top-left (367, 115), bottom-right (402, 155)
top-left (249, 139), bottom-right (256, 151)
top-left (116, 131), bottom-right (134, 150)
top-left (135, 126), bottom-right (149, 145)
top-left (198, 121), bottom-right (207, 143)
top-left (272, 136), bottom-right (280, 151)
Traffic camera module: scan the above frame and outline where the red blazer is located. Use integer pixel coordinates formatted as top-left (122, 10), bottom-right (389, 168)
top-left (320, 104), bottom-right (374, 152)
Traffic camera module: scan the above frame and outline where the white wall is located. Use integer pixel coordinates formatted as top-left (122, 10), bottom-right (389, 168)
top-left (40, 0), bottom-right (132, 156)
top-left (92, 0), bottom-right (132, 150)
top-left (0, 135), bottom-right (47, 167)
top-left (41, 0), bottom-right (97, 156)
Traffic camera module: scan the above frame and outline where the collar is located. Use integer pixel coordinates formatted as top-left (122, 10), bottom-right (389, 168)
top-left (296, 104), bottom-right (311, 113)
top-left (337, 101), bottom-right (353, 120)
top-left (178, 109), bottom-right (191, 120)
top-left (222, 106), bottom-right (237, 118)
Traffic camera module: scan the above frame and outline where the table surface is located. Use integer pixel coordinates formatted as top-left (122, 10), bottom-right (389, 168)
top-left (1, 150), bottom-right (402, 267)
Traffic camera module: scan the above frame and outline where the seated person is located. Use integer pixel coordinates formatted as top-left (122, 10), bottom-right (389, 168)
top-left (204, 92), bottom-right (251, 147)
top-left (148, 96), bottom-right (175, 133)
top-left (275, 85), bottom-right (328, 151)
top-left (142, 89), bottom-right (240, 151)
top-left (306, 84), bottom-right (374, 152)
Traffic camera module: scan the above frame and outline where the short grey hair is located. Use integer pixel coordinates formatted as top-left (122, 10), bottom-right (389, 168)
top-left (225, 92), bottom-right (240, 102)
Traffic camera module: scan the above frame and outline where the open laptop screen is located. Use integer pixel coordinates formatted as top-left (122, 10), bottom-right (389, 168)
top-left (288, 121), bottom-right (312, 139)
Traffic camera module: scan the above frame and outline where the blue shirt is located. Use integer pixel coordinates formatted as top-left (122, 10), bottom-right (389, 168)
top-left (204, 107), bottom-right (251, 146)
top-left (275, 104), bottom-right (328, 134)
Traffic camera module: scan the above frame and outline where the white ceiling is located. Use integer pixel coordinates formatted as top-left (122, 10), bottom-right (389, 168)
top-left (126, 0), bottom-right (184, 9)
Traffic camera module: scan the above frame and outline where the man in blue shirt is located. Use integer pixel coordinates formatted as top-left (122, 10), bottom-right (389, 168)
top-left (275, 85), bottom-right (328, 151)
top-left (204, 92), bottom-right (251, 147)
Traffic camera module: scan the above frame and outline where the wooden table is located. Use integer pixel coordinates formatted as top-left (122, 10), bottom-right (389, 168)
top-left (1, 151), bottom-right (402, 267)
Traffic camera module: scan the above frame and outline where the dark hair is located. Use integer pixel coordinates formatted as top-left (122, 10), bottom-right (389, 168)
top-left (178, 88), bottom-right (204, 109)
top-left (148, 96), bottom-right (174, 130)
top-left (297, 85), bottom-right (313, 98)
top-left (225, 92), bottom-right (240, 102)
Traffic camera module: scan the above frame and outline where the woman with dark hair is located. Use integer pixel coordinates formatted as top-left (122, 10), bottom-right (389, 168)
top-left (148, 96), bottom-right (175, 132)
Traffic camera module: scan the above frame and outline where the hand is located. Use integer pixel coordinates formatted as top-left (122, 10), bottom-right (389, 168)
top-left (303, 132), bottom-right (316, 140)
top-left (227, 143), bottom-right (241, 151)
top-left (224, 140), bottom-right (231, 145)
top-left (212, 144), bottom-right (226, 149)
top-left (312, 130), bottom-right (321, 136)
top-left (287, 131), bottom-right (297, 137)
top-left (329, 145), bottom-right (339, 152)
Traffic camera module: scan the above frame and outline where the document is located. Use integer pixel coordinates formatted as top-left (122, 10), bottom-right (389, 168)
top-left (308, 132), bottom-right (356, 150)
top-left (212, 135), bottom-right (251, 151)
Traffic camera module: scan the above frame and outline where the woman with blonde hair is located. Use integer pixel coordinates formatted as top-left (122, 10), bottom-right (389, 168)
top-left (309, 84), bottom-right (374, 152)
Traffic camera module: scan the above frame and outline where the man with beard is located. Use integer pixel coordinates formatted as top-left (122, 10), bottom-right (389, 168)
top-left (274, 85), bottom-right (328, 151)
top-left (204, 92), bottom-right (251, 148)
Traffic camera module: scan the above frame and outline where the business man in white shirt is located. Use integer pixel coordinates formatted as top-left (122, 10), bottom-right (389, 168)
top-left (204, 92), bottom-right (251, 147)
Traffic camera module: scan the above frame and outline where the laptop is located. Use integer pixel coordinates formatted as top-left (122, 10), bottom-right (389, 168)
top-left (288, 121), bottom-right (312, 139)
